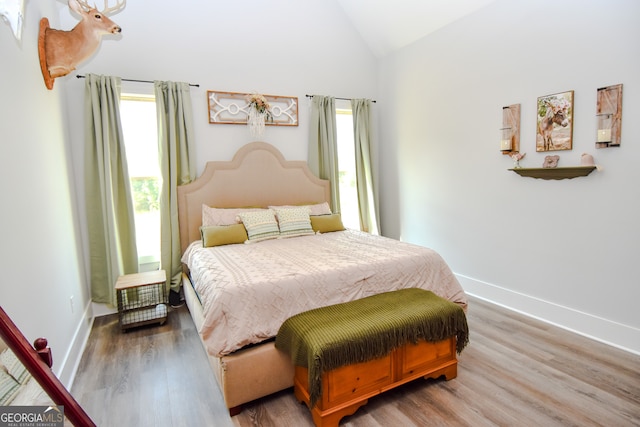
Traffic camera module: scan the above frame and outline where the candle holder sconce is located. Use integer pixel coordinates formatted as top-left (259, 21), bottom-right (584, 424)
top-left (596, 84), bottom-right (622, 148)
top-left (500, 104), bottom-right (520, 154)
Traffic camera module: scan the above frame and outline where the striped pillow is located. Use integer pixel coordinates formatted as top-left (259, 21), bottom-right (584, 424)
top-left (274, 207), bottom-right (315, 238)
top-left (237, 210), bottom-right (280, 242)
top-left (0, 349), bottom-right (30, 384)
top-left (0, 369), bottom-right (20, 406)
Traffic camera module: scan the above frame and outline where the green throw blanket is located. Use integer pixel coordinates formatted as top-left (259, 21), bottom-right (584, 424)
top-left (275, 288), bottom-right (469, 407)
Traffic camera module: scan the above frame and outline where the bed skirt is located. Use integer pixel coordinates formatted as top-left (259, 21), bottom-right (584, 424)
top-left (182, 273), bottom-right (295, 411)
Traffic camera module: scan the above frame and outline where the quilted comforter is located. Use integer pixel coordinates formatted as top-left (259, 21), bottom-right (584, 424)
top-left (181, 229), bottom-right (467, 357)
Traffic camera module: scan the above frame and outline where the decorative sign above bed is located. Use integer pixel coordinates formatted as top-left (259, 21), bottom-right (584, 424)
top-left (207, 90), bottom-right (298, 126)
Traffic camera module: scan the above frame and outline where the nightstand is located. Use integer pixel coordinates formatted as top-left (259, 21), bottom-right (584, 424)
top-left (115, 270), bottom-right (168, 331)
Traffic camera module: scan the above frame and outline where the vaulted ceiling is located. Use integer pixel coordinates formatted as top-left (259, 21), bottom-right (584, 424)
top-left (336, 0), bottom-right (497, 57)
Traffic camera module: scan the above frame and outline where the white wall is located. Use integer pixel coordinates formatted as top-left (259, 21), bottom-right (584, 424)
top-left (60, 0), bottom-right (378, 170)
top-left (0, 1), bottom-right (92, 386)
top-left (378, 0), bottom-right (640, 353)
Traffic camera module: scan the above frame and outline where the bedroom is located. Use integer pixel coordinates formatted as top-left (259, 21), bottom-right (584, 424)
top-left (0, 0), bottom-right (638, 425)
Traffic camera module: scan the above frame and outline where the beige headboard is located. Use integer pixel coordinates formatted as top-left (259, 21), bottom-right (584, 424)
top-left (177, 141), bottom-right (331, 252)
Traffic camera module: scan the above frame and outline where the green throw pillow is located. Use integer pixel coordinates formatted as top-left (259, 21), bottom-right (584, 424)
top-left (310, 214), bottom-right (345, 233)
top-left (200, 224), bottom-right (248, 247)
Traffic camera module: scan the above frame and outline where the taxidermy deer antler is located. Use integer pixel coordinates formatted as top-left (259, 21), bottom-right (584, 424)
top-left (38, 0), bottom-right (126, 90)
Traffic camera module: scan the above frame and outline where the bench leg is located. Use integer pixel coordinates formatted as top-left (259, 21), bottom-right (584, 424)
top-left (423, 362), bottom-right (457, 381)
top-left (310, 400), bottom-right (368, 427)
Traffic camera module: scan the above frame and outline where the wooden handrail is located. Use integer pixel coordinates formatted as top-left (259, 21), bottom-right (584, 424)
top-left (0, 306), bottom-right (95, 427)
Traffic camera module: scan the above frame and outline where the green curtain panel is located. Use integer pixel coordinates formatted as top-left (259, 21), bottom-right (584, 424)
top-left (84, 74), bottom-right (139, 306)
top-left (351, 99), bottom-right (380, 234)
top-left (154, 81), bottom-right (196, 292)
top-left (308, 95), bottom-right (340, 213)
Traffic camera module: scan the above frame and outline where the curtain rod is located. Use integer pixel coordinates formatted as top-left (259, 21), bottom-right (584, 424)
top-left (76, 75), bottom-right (199, 87)
top-left (305, 94), bottom-right (376, 103)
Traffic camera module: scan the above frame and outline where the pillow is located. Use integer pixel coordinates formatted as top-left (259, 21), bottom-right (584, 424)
top-left (8, 377), bottom-right (53, 406)
top-left (273, 207), bottom-right (315, 239)
top-left (0, 369), bottom-right (20, 406)
top-left (200, 224), bottom-right (248, 247)
top-left (202, 205), bottom-right (263, 226)
top-left (237, 210), bottom-right (280, 242)
top-left (0, 349), bottom-right (30, 384)
top-left (269, 202), bottom-right (332, 216)
top-left (310, 213), bottom-right (346, 233)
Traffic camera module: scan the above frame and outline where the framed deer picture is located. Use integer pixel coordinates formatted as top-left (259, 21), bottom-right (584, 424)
top-left (536, 90), bottom-right (574, 152)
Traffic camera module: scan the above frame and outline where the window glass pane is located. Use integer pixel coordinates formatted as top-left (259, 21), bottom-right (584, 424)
top-left (336, 109), bottom-right (359, 230)
top-left (120, 96), bottom-right (161, 267)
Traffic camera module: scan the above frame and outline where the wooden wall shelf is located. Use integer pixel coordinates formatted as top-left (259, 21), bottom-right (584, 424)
top-left (508, 166), bottom-right (597, 180)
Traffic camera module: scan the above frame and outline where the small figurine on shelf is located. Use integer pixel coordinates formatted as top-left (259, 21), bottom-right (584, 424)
top-left (510, 152), bottom-right (526, 168)
top-left (580, 153), bottom-right (595, 166)
top-left (543, 155), bottom-right (560, 168)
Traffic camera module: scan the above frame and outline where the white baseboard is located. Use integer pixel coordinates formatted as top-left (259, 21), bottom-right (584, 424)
top-left (457, 273), bottom-right (640, 356)
top-left (55, 301), bottom-right (94, 389)
top-left (90, 301), bottom-right (117, 317)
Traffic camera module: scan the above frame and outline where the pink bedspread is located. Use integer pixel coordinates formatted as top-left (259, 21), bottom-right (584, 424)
top-left (181, 230), bottom-right (467, 356)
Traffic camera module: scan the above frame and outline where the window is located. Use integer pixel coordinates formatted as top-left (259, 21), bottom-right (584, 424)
top-left (336, 105), bottom-right (360, 230)
top-left (120, 94), bottom-right (161, 271)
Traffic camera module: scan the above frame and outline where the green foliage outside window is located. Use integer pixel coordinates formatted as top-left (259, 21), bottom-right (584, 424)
top-left (131, 177), bottom-right (159, 213)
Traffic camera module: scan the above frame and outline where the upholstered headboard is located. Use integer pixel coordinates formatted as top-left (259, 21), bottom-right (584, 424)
top-left (177, 141), bottom-right (331, 252)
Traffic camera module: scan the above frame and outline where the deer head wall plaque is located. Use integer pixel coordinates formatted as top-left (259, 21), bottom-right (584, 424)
top-left (38, 0), bottom-right (126, 90)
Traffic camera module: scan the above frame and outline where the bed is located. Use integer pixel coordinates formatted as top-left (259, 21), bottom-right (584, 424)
top-left (177, 141), bottom-right (467, 414)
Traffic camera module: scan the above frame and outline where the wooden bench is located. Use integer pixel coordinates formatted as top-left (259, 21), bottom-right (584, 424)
top-left (275, 288), bottom-right (468, 427)
top-left (294, 336), bottom-right (458, 427)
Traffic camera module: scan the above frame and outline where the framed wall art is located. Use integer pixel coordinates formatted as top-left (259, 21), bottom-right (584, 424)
top-left (536, 90), bottom-right (574, 152)
top-left (207, 91), bottom-right (298, 126)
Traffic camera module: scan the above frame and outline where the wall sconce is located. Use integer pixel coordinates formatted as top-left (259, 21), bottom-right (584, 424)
top-left (596, 84), bottom-right (622, 148)
top-left (596, 114), bottom-right (612, 143)
top-left (500, 104), bottom-right (520, 154)
top-left (500, 126), bottom-right (513, 151)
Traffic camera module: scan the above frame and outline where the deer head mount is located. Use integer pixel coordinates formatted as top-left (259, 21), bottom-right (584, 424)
top-left (38, 0), bottom-right (126, 90)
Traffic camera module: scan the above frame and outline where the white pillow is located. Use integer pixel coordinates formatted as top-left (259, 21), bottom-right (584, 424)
top-left (202, 205), bottom-right (263, 226)
top-left (268, 202), bottom-right (331, 216)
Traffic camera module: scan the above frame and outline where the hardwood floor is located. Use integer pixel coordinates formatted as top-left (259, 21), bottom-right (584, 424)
top-left (71, 307), bottom-right (234, 427)
top-left (71, 297), bottom-right (640, 426)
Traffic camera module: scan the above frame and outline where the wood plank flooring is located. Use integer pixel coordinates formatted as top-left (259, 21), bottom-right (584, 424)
top-left (71, 297), bottom-right (640, 426)
top-left (70, 307), bottom-right (234, 427)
